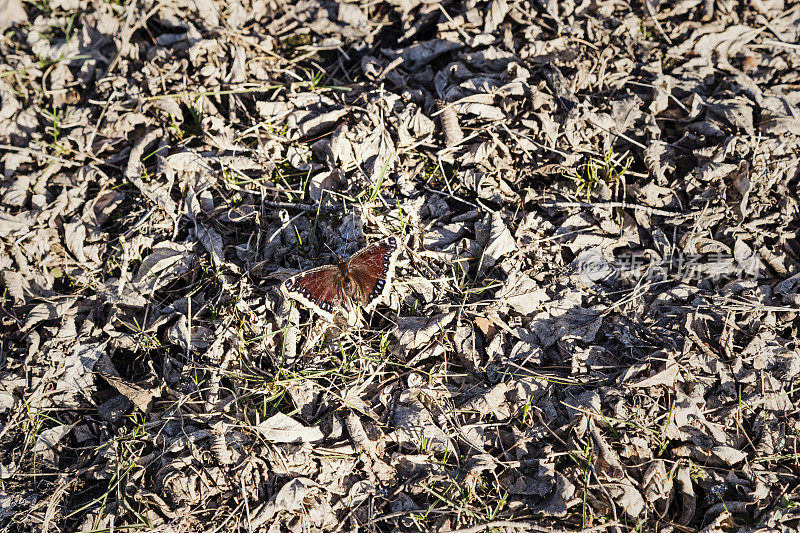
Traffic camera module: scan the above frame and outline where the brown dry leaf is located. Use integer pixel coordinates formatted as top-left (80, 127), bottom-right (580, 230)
top-left (1, 271), bottom-right (29, 302)
top-left (476, 211), bottom-right (516, 273)
top-left (531, 472), bottom-right (576, 517)
top-left (256, 412), bottom-right (325, 444)
top-left (33, 424), bottom-right (76, 468)
top-left (309, 169), bottom-right (345, 202)
top-left (692, 25), bottom-right (761, 65)
top-left (506, 460), bottom-right (557, 498)
top-left (665, 388), bottom-right (728, 444)
top-left (459, 382), bottom-right (513, 420)
top-left (389, 39), bottom-right (462, 70)
top-left (0, 374), bottom-right (25, 413)
top-left (568, 249), bottom-right (617, 286)
top-left (627, 361), bottom-right (680, 389)
top-left (390, 397), bottom-right (455, 455)
top-left (1, 173), bottom-right (32, 206)
top-left (133, 242), bottom-right (195, 289)
top-left (590, 421), bottom-right (646, 518)
top-left (508, 330), bottom-right (545, 366)
top-left (473, 315), bottom-right (496, 338)
top-left (94, 353), bottom-right (162, 413)
top-left (396, 312), bottom-right (454, 351)
top-left (0, 0), bottom-right (26, 32)
top-left (495, 271), bottom-right (548, 315)
top-left (58, 342), bottom-right (107, 397)
top-left (264, 443), bottom-right (317, 477)
top-left (642, 459), bottom-right (672, 513)
top-left (453, 324), bottom-right (482, 370)
top-left (250, 478), bottom-right (334, 529)
top-left (23, 299), bottom-right (78, 332)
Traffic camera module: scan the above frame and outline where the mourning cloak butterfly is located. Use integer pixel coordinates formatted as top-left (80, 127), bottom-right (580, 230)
top-left (282, 236), bottom-right (401, 319)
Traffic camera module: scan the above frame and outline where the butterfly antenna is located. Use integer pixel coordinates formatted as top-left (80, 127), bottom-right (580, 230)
top-left (323, 241), bottom-right (341, 262)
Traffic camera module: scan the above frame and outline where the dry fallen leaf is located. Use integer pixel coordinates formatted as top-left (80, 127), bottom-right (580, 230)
top-left (256, 413), bottom-right (325, 444)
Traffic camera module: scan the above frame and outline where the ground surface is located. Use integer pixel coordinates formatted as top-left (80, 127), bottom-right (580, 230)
top-left (1, 0), bottom-right (800, 531)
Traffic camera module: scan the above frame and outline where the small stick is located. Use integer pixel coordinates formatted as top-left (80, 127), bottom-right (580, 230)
top-left (262, 200), bottom-right (334, 213)
top-left (436, 99), bottom-right (464, 147)
top-left (538, 200), bottom-right (682, 217)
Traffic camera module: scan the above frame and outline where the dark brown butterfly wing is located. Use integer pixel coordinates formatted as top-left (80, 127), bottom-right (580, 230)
top-left (283, 265), bottom-right (343, 315)
top-left (345, 236), bottom-right (400, 309)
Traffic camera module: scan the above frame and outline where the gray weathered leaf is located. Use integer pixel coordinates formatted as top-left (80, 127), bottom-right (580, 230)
top-left (396, 312), bottom-right (455, 351)
top-left (257, 412), bottom-right (324, 443)
top-left (58, 343), bottom-right (105, 396)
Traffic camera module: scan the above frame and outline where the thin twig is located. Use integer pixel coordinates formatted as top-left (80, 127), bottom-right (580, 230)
top-left (262, 200), bottom-right (335, 213)
top-left (644, 0), bottom-right (673, 44)
top-left (421, 185), bottom-right (490, 213)
top-left (538, 200), bottom-right (682, 217)
top-left (448, 520), bottom-right (623, 533)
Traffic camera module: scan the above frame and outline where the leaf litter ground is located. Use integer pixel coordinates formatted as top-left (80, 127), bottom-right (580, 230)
top-left (1, 0), bottom-right (799, 532)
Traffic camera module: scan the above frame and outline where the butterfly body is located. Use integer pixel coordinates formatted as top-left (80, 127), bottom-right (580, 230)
top-left (282, 236), bottom-right (400, 319)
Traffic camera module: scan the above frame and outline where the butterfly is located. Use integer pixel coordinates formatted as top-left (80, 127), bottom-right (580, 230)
top-left (282, 236), bottom-right (401, 319)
